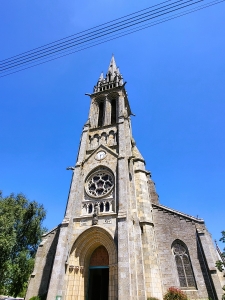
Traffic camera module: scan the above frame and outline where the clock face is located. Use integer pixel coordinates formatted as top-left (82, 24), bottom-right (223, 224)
top-left (95, 151), bottom-right (106, 161)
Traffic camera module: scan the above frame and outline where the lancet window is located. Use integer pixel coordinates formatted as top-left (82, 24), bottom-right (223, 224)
top-left (172, 241), bottom-right (196, 288)
top-left (111, 98), bottom-right (117, 124)
top-left (98, 101), bottom-right (104, 127)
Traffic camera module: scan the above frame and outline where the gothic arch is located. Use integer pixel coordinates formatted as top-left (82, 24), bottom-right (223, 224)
top-left (171, 239), bottom-right (196, 289)
top-left (73, 226), bottom-right (117, 266)
top-left (84, 165), bottom-right (115, 183)
top-left (94, 95), bottom-right (106, 103)
top-left (107, 91), bottom-right (119, 100)
top-left (65, 226), bottom-right (117, 300)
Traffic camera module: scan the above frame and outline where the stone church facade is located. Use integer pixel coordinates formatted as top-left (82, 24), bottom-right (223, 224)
top-left (25, 56), bottom-right (225, 300)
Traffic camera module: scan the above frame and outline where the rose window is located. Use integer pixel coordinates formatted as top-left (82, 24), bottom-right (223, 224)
top-left (86, 171), bottom-right (114, 198)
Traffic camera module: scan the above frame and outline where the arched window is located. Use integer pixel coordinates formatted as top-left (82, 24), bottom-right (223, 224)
top-left (88, 204), bottom-right (93, 214)
top-left (98, 101), bottom-right (104, 127)
top-left (172, 241), bottom-right (196, 288)
top-left (105, 202), bottom-right (110, 212)
top-left (100, 202), bottom-right (104, 212)
top-left (111, 99), bottom-right (116, 124)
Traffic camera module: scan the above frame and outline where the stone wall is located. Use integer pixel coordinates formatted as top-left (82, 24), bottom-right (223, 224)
top-left (152, 204), bottom-right (222, 300)
top-left (25, 226), bottom-right (60, 300)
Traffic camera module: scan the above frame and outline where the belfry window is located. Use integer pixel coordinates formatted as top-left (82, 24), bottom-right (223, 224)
top-left (111, 99), bottom-right (117, 124)
top-left (172, 241), bottom-right (196, 289)
top-left (98, 101), bottom-right (104, 127)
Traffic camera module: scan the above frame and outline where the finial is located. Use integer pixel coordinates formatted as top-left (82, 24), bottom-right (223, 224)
top-left (99, 72), bottom-right (104, 81)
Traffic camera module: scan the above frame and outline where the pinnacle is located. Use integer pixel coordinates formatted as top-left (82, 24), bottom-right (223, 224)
top-left (107, 55), bottom-right (117, 75)
top-left (99, 72), bottom-right (104, 81)
top-left (93, 55), bottom-right (124, 93)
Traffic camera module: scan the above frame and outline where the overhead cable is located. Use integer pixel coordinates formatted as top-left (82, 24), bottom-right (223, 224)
top-left (0, 0), bottom-right (224, 77)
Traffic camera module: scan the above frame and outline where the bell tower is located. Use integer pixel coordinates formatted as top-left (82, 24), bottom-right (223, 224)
top-left (26, 55), bottom-right (225, 300)
top-left (26, 55), bottom-right (163, 300)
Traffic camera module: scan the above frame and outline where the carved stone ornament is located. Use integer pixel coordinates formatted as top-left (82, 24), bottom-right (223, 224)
top-left (74, 266), bottom-right (79, 273)
top-left (92, 203), bottom-right (99, 225)
top-left (69, 265), bottom-right (74, 272)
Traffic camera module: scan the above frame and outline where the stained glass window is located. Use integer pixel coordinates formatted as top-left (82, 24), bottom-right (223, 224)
top-left (172, 241), bottom-right (196, 288)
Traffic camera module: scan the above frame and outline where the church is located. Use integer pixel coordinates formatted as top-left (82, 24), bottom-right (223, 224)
top-left (25, 56), bottom-right (225, 300)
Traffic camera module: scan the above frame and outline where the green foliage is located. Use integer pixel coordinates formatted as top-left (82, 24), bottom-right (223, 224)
top-left (215, 231), bottom-right (225, 299)
top-left (147, 297), bottom-right (160, 300)
top-left (163, 287), bottom-right (188, 300)
top-left (0, 191), bottom-right (47, 297)
top-left (29, 293), bottom-right (47, 300)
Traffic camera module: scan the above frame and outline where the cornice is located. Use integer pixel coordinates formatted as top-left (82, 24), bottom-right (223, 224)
top-left (152, 203), bottom-right (205, 223)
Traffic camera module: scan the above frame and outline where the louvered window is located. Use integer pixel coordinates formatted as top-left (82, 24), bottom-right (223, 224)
top-left (173, 241), bottom-right (196, 288)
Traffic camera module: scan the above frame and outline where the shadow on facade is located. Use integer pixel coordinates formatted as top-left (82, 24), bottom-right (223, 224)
top-left (196, 233), bottom-right (217, 300)
top-left (38, 226), bottom-right (60, 297)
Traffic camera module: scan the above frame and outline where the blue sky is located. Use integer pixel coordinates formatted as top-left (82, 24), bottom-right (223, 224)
top-left (0, 0), bottom-right (224, 249)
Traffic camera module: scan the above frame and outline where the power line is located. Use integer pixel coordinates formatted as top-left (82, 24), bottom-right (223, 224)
top-left (0, 0), bottom-right (224, 77)
top-left (0, 0), bottom-right (202, 70)
top-left (0, 0), bottom-right (175, 63)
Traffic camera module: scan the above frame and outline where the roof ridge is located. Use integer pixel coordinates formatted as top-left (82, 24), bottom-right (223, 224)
top-left (152, 203), bottom-right (204, 223)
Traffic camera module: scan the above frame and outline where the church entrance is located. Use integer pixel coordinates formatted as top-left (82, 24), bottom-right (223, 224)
top-left (87, 246), bottom-right (109, 300)
top-left (88, 267), bottom-right (109, 300)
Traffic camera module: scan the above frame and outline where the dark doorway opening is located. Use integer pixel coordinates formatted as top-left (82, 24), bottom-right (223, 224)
top-left (88, 267), bottom-right (109, 300)
top-left (98, 102), bottom-right (104, 127)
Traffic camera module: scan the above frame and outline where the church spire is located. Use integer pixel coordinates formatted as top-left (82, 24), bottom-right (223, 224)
top-left (94, 55), bottom-right (123, 93)
top-left (107, 55), bottom-right (118, 77)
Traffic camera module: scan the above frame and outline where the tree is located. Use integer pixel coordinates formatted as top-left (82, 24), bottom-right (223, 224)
top-left (0, 191), bottom-right (47, 297)
top-left (215, 231), bottom-right (225, 300)
top-left (216, 231), bottom-right (225, 272)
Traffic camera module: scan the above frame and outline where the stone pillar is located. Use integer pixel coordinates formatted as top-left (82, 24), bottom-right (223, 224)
top-left (128, 160), bottom-right (147, 299)
top-left (141, 224), bottom-right (163, 299)
top-left (117, 92), bottom-right (132, 299)
top-left (104, 98), bottom-right (111, 126)
top-left (134, 167), bottom-right (163, 299)
top-left (117, 156), bottom-right (132, 299)
top-left (89, 99), bottom-right (98, 128)
top-left (198, 231), bottom-right (224, 300)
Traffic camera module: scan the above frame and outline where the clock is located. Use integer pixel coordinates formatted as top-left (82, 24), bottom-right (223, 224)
top-left (95, 151), bottom-right (106, 161)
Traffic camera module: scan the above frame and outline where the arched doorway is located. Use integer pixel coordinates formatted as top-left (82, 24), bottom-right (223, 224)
top-left (88, 246), bottom-right (109, 300)
top-left (65, 226), bottom-right (117, 300)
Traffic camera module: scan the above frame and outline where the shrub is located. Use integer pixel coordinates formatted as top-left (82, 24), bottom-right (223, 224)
top-left (147, 297), bottom-right (160, 300)
top-left (163, 287), bottom-right (188, 300)
top-left (29, 294), bottom-right (46, 300)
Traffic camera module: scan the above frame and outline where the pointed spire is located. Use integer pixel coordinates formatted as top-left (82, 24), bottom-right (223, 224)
top-left (94, 55), bottom-right (124, 93)
top-left (107, 55), bottom-right (117, 76)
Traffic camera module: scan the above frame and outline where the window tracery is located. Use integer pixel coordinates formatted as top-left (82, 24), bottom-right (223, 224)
top-left (85, 169), bottom-right (114, 198)
top-left (172, 241), bottom-right (196, 289)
